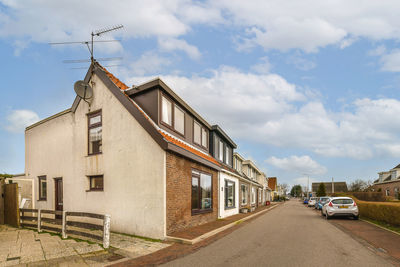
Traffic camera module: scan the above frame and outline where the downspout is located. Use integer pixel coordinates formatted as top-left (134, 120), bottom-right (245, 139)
top-left (218, 171), bottom-right (221, 218)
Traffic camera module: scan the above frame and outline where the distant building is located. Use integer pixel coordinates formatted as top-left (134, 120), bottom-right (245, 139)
top-left (312, 182), bottom-right (348, 195)
top-left (373, 163), bottom-right (400, 198)
top-left (268, 177), bottom-right (278, 199)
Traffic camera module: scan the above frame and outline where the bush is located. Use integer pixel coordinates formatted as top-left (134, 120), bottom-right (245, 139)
top-left (353, 192), bottom-right (385, 202)
top-left (357, 200), bottom-right (400, 226)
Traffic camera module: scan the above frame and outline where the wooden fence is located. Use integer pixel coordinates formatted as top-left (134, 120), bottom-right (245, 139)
top-left (19, 208), bottom-right (110, 248)
top-left (3, 183), bottom-right (19, 227)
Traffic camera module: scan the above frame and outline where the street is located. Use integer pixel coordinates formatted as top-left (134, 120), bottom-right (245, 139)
top-left (162, 200), bottom-right (395, 267)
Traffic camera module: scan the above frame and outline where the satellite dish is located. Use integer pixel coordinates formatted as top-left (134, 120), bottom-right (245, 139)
top-left (74, 80), bottom-right (93, 100)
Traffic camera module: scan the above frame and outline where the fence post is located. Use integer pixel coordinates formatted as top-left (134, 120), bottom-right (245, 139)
top-left (103, 214), bottom-right (110, 249)
top-left (62, 211), bottom-right (67, 239)
top-left (37, 209), bottom-right (41, 233)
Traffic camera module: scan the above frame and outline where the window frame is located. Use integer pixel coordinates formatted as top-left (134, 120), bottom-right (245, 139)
top-left (191, 169), bottom-right (213, 215)
top-left (241, 184), bottom-right (248, 206)
top-left (251, 187), bottom-right (256, 204)
top-left (225, 179), bottom-right (236, 209)
top-left (160, 94), bottom-right (186, 137)
top-left (38, 176), bottom-right (47, 201)
top-left (88, 175), bottom-right (104, 191)
top-left (193, 121), bottom-right (208, 149)
top-left (87, 110), bottom-right (102, 156)
top-left (218, 140), bottom-right (224, 161)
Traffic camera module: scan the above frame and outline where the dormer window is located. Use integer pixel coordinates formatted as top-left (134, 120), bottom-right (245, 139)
top-left (162, 95), bottom-right (172, 126)
top-left (219, 140), bottom-right (223, 161)
top-left (161, 94), bottom-right (185, 136)
top-left (225, 147), bottom-right (230, 165)
top-left (193, 121), bottom-right (208, 148)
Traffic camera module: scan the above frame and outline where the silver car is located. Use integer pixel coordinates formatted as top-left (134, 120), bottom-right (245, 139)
top-left (308, 197), bottom-right (318, 207)
top-left (321, 197), bottom-right (359, 220)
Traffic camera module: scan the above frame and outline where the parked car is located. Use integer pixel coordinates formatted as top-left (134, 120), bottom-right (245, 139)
top-left (321, 197), bottom-right (359, 220)
top-left (308, 197), bottom-right (318, 207)
top-left (315, 197), bottom-right (330, 210)
top-left (303, 198), bottom-right (309, 204)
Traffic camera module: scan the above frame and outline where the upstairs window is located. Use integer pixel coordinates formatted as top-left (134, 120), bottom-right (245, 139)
top-left (194, 121), bottom-right (208, 148)
top-left (88, 111), bottom-right (102, 155)
top-left (174, 105), bottom-right (185, 135)
top-left (89, 175), bottom-right (104, 191)
top-left (219, 140), bottom-right (224, 161)
top-left (38, 176), bottom-right (47, 201)
top-left (162, 95), bottom-right (172, 126)
top-left (225, 147), bottom-right (230, 165)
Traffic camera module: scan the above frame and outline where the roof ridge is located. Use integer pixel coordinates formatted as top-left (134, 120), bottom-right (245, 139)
top-left (97, 63), bottom-right (129, 90)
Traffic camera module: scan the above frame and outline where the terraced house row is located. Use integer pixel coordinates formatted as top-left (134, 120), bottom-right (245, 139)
top-left (23, 62), bottom-right (272, 239)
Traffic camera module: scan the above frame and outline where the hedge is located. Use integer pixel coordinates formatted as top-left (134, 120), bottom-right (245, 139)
top-left (352, 192), bottom-right (385, 202)
top-left (356, 200), bottom-right (400, 226)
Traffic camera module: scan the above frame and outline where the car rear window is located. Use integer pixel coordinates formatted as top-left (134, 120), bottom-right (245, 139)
top-left (320, 198), bottom-right (329, 202)
top-left (331, 199), bottom-right (353, 205)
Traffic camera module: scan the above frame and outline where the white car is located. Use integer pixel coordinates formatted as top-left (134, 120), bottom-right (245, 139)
top-left (307, 197), bottom-right (318, 207)
top-left (321, 197), bottom-right (359, 220)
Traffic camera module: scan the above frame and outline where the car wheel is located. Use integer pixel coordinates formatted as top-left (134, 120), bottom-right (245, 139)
top-left (321, 210), bottom-right (324, 217)
top-left (354, 215), bottom-right (359, 220)
top-left (325, 213), bottom-right (330, 220)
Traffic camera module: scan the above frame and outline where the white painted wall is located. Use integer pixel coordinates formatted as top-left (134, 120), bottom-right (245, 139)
top-left (218, 171), bottom-right (239, 218)
top-left (26, 73), bottom-right (166, 239)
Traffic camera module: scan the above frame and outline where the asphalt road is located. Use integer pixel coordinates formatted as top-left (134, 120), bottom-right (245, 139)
top-left (162, 199), bottom-right (394, 267)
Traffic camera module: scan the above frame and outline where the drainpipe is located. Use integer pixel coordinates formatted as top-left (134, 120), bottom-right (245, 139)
top-left (218, 171), bottom-right (221, 218)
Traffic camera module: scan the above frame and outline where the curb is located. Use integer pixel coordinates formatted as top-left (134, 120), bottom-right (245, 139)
top-left (166, 203), bottom-right (282, 245)
top-left (361, 219), bottom-right (400, 237)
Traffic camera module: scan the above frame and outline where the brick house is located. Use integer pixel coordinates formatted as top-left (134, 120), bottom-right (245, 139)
top-left (24, 62), bottom-right (221, 239)
top-left (373, 164), bottom-right (400, 198)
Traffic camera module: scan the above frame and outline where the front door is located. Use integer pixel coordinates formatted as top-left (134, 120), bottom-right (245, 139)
top-left (54, 178), bottom-right (63, 217)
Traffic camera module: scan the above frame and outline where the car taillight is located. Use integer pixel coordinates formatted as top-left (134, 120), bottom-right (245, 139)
top-left (329, 202), bottom-right (333, 207)
top-left (353, 202), bottom-right (357, 207)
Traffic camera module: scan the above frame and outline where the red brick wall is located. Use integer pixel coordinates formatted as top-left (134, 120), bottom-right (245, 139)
top-left (166, 151), bottom-right (218, 234)
top-left (373, 181), bottom-right (400, 198)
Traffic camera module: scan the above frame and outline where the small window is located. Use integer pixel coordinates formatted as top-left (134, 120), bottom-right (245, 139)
top-left (225, 180), bottom-right (235, 208)
top-left (88, 111), bottom-right (102, 155)
top-left (219, 141), bottom-right (224, 161)
top-left (386, 188), bottom-right (390, 196)
top-left (38, 176), bottom-right (47, 200)
top-left (194, 121), bottom-right (201, 145)
top-left (258, 188), bottom-right (262, 203)
top-left (192, 170), bottom-right (212, 213)
top-left (201, 128), bottom-right (207, 147)
top-left (225, 147), bottom-right (230, 165)
top-left (241, 184), bottom-right (248, 205)
top-left (174, 105), bottom-right (185, 135)
top-left (251, 187), bottom-right (256, 204)
top-left (89, 175), bottom-right (104, 191)
top-left (162, 96), bottom-right (172, 126)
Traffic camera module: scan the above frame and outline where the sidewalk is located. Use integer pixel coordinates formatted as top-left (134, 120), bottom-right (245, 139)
top-left (331, 218), bottom-right (400, 263)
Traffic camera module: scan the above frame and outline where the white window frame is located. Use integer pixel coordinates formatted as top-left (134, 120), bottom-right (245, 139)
top-left (219, 140), bottom-right (224, 161)
top-left (251, 187), bottom-right (256, 204)
top-left (161, 95), bottom-right (172, 126)
top-left (241, 184), bottom-right (248, 205)
top-left (173, 104), bottom-right (185, 135)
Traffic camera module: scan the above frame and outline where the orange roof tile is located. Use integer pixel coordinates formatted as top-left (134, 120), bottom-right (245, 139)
top-left (99, 63), bottom-right (220, 167)
top-left (102, 66), bottom-right (129, 90)
top-left (160, 131), bottom-right (220, 166)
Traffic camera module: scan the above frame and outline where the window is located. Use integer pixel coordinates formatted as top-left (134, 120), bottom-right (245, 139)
top-left (395, 188), bottom-right (399, 198)
top-left (174, 105), bottom-right (185, 135)
top-left (88, 111), bottom-right (102, 155)
top-left (201, 128), bottom-right (207, 147)
top-left (258, 188), bottom-right (262, 203)
top-left (89, 175), bottom-right (104, 191)
top-left (225, 147), bottom-right (230, 165)
top-left (392, 170), bottom-right (397, 180)
top-left (386, 188), bottom-right (390, 196)
top-left (191, 170), bottom-right (212, 213)
top-left (241, 184), bottom-right (248, 205)
top-left (161, 96), bottom-right (172, 126)
top-left (225, 180), bottom-right (235, 208)
top-left (38, 176), bottom-right (47, 200)
top-left (219, 140), bottom-right (224, 161)
top-left (251, 187), bottom-right (256, 204)
top-left (194, 121), bottom-right (201, 145)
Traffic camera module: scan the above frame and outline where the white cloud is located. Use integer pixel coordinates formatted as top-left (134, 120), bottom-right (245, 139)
top-left (125, 51), bottom-right (171, 76)
top-left (129, 67), bottom-right (400, 160)
top-left (5, 110), bottom-right (39, 133)
top-left (368, 45), bottom-right (386, 56)
top-left (251, 56), bottom-right (272, 74)
top-left (158, 37), bottom-right (201, 60)
top-left (380, 49), bottom-right (400, 72)
top-left (286, 53), bottom-right (316, 71)
top-left (266, 155), bottom-right (327, 175)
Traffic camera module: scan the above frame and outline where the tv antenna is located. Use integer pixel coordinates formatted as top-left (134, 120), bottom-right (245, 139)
top-left (49, 24), bottom-right (124, 65)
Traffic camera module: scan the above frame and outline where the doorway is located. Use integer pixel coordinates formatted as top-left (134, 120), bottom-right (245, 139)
top-left (54, 178), bottom-right (63, 218)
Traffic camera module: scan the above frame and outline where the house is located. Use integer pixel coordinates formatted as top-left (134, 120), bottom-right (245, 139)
top-left (268, 177), bottom-right (277, 200)
top-left (311, 182), bottom-right (348, 195)
top-left (25, 62), bottom-right (222, 239)
top-left (209, 125), bottom-right (240, 219)
top-left (373, 163), bottom-right (400, 197)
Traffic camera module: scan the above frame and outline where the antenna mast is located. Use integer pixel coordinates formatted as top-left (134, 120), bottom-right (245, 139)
top-left (90, 25), bottom-right (124, 64)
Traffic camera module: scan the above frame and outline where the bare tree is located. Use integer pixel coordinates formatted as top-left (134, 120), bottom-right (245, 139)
top-left (349, 179), bottom-right (371, 192)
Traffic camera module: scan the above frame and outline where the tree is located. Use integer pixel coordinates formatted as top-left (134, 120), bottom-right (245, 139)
top-left (0, 173), bottom-right (13, 178)
top-left (316, 183), bottom-right (326, 197)
top-left (290, 184), bottom-right (302, 197)
top-left (349, 179), bottom-right (369, 192)
top-left (280, 183), bottom-right (289, 195)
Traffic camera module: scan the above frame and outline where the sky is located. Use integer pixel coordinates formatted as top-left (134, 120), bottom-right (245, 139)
top-left (1, 0), bottom-right (400, 190)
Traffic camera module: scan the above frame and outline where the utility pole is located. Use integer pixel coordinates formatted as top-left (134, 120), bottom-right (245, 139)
top-left (332, 177), bottom-right (334, 194)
